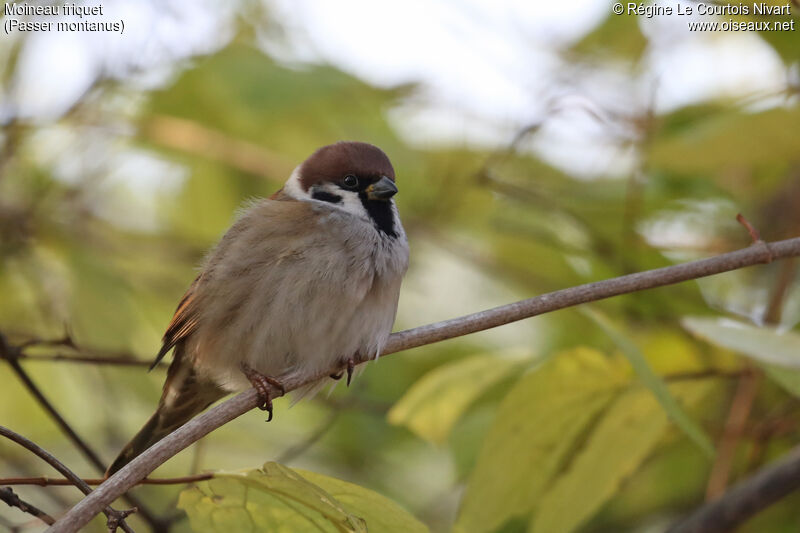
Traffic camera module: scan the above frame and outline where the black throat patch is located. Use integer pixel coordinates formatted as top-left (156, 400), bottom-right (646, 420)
top-left (359, 195), bottom-right (397, 238)
top-left (311, 190), bottom-right (342, 204)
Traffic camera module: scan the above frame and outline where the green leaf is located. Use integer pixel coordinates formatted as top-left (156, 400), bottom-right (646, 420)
top-left (570, 12), bottom-right (648, 61)
top-left (178, 462), bottom-right (428, 533)
top-left (681, 317), bottom-right (800, 368)
top-left (583, 308), bottom-right (715, 457)
top-left (295, 468), bottom-right (429, 533)
top-left (682, 316), bottom-right (800, 397)
top-left (529, 381), bottom-right (713, 533)
top-left (648, 107), bottom-right (800, 185)
top-left (147, 44), bottom-right (408, 162)
top-left (762, 365), bottom-right (800, 398)
top-left (455, 347), bottom-right (628, 533)
top-left (751, 5), bottom-right (800, 63)
top-left (682, 316), bottom-right (800, 369)
top-left (387, 353), bottom-right (526, 444)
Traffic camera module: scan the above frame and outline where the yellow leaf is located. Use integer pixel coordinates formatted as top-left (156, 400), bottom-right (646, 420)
top-left (455, 347), bottom-right (628, 533)
top-left (529, 381), bottom-right (713, 533)
top-left (388, 353), bottom-right (526, 444)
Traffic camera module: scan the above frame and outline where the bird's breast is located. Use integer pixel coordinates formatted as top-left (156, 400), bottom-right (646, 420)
top-left (190, 215), bottom-right (408, 392)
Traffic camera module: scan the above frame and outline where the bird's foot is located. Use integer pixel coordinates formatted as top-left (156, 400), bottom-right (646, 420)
top-left (329, 357), bottom-right (356, 386)
top-left (240, 362), bottom-right (285, 422)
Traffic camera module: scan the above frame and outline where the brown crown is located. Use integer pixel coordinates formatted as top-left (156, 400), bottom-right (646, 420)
top-left (297, 142), bottom-right (395, 190)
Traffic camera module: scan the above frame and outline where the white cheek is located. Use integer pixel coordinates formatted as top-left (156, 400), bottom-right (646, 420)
top-left (283, 170), bottom-right (366, 218)
top-left (312, 182), bottom-right (369, 219)
top-left (337, 190), bottom-right (369, 218)
top-left (283, 167), bottom-right (311, 200)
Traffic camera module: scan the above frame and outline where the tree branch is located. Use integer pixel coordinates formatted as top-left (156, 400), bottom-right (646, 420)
top-left (15, 352), bottom-right (157, 367)
top-left (0, 474), bottom-right (212, 487)
top-left (705, 368), bottom-right (760, 500)
top-left (0, 425), bottom-right (135, 533)
top-left (667, 442), bottom-right (800, 533)
top-left (48, 236), bottom-right (800, 532)
top-left (0, 487), bottom-right (55, 526)
top-left (4, 331), bottom-right (160, 367)
top-left (0, 335), bottom-right (169, 531)
top-left (0, 337), bottom-right (109, 472)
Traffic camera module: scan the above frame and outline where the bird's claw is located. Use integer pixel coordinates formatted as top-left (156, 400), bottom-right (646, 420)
top-left (329, 358), bottom-right (356, 386)
top-left (240, 362), bottom-right (285, 422)
top-left (346, 358), bottom-right (355, 386)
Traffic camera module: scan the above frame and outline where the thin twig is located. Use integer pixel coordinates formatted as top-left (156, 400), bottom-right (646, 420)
top-left (0, 474), bottom-right (213, 487)
top-left (48, 236), bottom-right (800, 532)
top-left (6, 331), bottom-right (160, 367)
top-left (0, 339), bottom-right (109, 472)
top-left (0, 487), bottom-right (56, 525)
top-left (737, 213), bottom-right (772, 263)
top-left (15, 352), bottom-right (157, 367)
top-left (0, 425), bottom-right (135, 533)
top-left (745, 411), bottom-right (800, 469)
top-left (764, 258), bottom-right (796, 325)
top-left (475, 121), bottom-right (544, 182)
top-left (705, 369), bottom-right (760, 501)
top-left (7, 462), bottom-right (74, 510)
top-left (736, 213), bottom-right (762, 244)
top-left (17, 333), bottom-right (76, 350)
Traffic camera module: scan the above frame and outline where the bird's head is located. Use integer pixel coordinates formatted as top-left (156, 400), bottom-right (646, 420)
top-left (283, 141), bottom-right (401, 237)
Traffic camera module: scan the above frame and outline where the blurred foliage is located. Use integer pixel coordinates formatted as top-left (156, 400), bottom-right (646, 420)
top-left (1, 3), bottom-right (800, 533)
top-left (570, 12), bottom-right (647, 61)
top-left (582, 308), bottom-right (715, 456)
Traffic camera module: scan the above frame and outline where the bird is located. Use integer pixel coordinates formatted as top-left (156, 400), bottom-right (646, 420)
top-left (106, 141), bottom-right (409, 476)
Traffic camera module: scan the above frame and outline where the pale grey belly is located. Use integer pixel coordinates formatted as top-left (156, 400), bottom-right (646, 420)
top-left (189, 273), bottom-right (396, 392)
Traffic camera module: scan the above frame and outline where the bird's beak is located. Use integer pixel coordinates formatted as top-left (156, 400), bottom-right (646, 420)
top-left (366, 176), bottom-right (398, 201)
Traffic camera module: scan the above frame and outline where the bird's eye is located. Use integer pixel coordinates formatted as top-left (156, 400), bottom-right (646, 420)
top-left (343, 174), bottom-right (359, 189)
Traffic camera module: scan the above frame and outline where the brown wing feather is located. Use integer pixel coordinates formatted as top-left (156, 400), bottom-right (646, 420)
top-left (150, 194), bottom-right (305, 372)
top-left (150, 275), bottom-right (202, 370)
top-left (107, 343), bottom-right (225, 475)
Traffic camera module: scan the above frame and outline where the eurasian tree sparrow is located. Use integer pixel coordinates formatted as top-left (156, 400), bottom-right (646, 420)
top-left (107, 142), bottom-right (409, 475)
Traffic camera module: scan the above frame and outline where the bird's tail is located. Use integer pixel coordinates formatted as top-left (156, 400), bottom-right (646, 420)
top-left (106, 349), bottom-right (225, 476)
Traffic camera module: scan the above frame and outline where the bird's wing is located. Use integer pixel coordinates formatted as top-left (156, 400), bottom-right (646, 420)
top-left (150, 198), bottom-right (314, 370)
top-left (150, 274), bottom-right (202, 370)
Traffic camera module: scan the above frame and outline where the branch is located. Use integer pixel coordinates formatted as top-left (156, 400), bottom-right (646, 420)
top-left (705, 368), bottom-right (760, 500)
top-left (0, 335), bottom-right (173, 532)
top-left (0, 425), bottom-right (134, 533)
top-left (0, 348), bottom-right (109, 471)
top-left (15, 352), bottom-right (157, 367)
top-left (0, 474), bottom-right (213, 487)
top-left (5, 332), bottom-right (160, 367)
top-left (0, 487), bottom-right (55, 526)
top-left (667, 442), bottom-right (800, 533)
top-left (48, 236), bottom-right (800, 532)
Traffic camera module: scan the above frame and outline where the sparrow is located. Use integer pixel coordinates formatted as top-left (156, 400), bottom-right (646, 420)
top-left (107, 141), bottom-right (409, 475)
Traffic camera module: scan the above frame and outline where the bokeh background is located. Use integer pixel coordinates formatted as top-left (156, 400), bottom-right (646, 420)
top-left (1, 0), bottom-right (799, 531)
